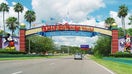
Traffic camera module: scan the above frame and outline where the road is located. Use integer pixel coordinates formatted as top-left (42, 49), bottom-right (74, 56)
top-left (0, 56), bottom-right (114, 74)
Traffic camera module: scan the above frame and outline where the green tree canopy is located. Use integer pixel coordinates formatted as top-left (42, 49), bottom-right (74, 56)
top-left (118, 4), bottom-right (128, 36)
top-left (118, 27), bottom-right (132, 37)
top-left (93, 35), bottom-right (111, 57)
top-left (127, 28), bottom-right (132, 36)
top-left (6, 17), bottom-right (18, 36)
top-left (118, 4), bottom-right (128, 18)
top-left (105, 17), bottom-right (115, 29)
top-left (26, 35), bottom-right (55, 53)
top-left (60, 45), bottom-right (86, 54)
top-left (118, 27), bottom-right (124, 38)
top-left (24, 10), bottom-right (36, 28)
top-left (14, 2), bottom-right (24, 26)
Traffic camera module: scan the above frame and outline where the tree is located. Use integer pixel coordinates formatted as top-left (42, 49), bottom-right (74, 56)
top-left (118, 4), bottom-right (128, 36)
top-left (93, 35), bottom-right (111, 57)
top-left (60, 45), bottom-right (68, 53)
top-left (14, 2), bottom-right (24, 26)
top-left (0, 3), bottom-right (9, 34)
top-left (118, 27), bottom-right (124, 38)
top-left (105, 17), bottom-right (115, 29)
top-left (6, 17), bottom-right (18, 36)
top-left (24, 10), bottom-right (36, 28)
top-left (26, 35), bottom-right (55, 53)
top-left (127, 28), bottom-right (132, 36)
top-left (128, 15), bottom-right (132, 27)
top-left (119, 28), bottom-right (132, 37)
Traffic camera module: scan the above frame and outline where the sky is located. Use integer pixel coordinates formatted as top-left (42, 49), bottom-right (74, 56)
top-left (0, 0), bottom-right (132, 47)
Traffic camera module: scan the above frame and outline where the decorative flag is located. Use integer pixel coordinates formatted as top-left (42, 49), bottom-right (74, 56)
top-left (95, 19), bottom-right (100, 23)
top-left (87, 17), bottom-right (90, 20)
top-left (50, 17), bottom-right (55, 21)
top-left (41, 19), bottom-right (46, 23)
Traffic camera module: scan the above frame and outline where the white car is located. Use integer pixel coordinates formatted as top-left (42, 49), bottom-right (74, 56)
top-left (74, 53), bottom-right (83, 60)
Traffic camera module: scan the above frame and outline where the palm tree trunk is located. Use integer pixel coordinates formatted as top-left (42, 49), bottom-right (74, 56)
top-left (122, 17), bottom-right (126, 36)
top-left (30, 22), bottom-right (31, 29)
top-left (123, 17), bottom-right (126, 36)
top-left (12, 31), bottom-right (13, 38)
top-left (18, 12), bottom-right (19, 26)
top-left (3, 11), bottom-right (5, 36)
top-left (18, 12), bottom-right (19, 35)
top-left (11, 24), bottom-right (14, 38)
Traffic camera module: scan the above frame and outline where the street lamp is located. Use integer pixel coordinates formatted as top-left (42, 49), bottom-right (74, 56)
top-left (28, 39), bottom-right (31, 54)
top-left (68, 47), bottom-right (69, 55)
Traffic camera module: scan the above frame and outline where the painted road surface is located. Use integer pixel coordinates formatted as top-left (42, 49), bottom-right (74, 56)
top-left (0, 56), bottom-right (114, 74)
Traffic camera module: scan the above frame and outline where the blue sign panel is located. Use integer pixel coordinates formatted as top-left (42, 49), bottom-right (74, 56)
top-left (38, 31), bottom-right (99, 37)
top-left (80, 45), bottom-right (89, 48)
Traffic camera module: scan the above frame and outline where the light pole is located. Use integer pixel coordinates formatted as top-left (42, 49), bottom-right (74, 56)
top-left (28, 39), bottom-right (31, 54)
top-left (68, 47), bottom-right (69, 55)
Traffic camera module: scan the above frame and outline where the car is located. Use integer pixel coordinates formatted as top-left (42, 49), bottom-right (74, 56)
top-left (74, 53), bottom-right (83, 60)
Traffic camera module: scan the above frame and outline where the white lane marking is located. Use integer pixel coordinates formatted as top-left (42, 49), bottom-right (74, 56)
top-left (49, 63), bottom-right (55, 65)
top-left (94, 62), bottom-right (115, 74)
top-left (44, 59), bottom-right (57, 62)
top-left (12, 71), bottom-right (23, 74)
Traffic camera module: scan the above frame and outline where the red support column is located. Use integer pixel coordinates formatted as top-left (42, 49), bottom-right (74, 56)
top-left (0, 35), bottom-right (2, 48)
top-left (19, 29), bottom-right (26, 52)
top-left (112, 30), bottom-right (118, 53)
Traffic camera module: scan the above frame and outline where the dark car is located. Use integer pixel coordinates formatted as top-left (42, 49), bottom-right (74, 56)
top-left (74, 53), bottom-right (83, 60)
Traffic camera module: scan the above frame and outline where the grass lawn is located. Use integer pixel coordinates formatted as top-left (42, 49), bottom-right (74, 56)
top-left (0, 55), bottom-right (69, 61)
top-left (118, 58), bottom-right (132, 60)
top-left (90, 56), bottom-right (132, 74)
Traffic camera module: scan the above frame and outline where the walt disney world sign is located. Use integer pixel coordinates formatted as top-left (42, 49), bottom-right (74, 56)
top-left (25, 23), bottom-right (112, 36)
top-left (42, 24), bottom-right (94, 32)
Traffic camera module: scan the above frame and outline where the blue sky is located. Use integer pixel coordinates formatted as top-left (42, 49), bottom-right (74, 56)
top-left (7, 0), bottom-right (132, 21)
top-left (90, 0), bottom-right (132, 20)
top-left (1, 0), bottom-right (132, 47)
top-left (8, 0), bottom-right (32, 9)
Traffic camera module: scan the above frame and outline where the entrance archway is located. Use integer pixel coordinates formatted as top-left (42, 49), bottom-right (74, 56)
top-left (19, 23), bottom-right (118, 53)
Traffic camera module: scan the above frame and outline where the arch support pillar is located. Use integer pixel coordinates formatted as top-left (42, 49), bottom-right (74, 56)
top-left (0, 35), bottom-right (2, 48)
top-left (19, 29), bottom-right (26, 52)
top-left (112, 30), bottom-right (118, 53)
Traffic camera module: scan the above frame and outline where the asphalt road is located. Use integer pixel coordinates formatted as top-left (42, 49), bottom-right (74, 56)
top-left (0, 56), bottom-right (114, 74)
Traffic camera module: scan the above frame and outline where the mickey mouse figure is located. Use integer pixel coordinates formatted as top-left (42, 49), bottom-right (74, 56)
top-left (4, 33), bottom-right (16, 49)
top-left (125, 34), bottom-right (131, 52)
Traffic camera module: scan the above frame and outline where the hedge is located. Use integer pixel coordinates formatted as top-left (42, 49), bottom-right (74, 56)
top-left (0, 54), bottom-right (46, 58)
top-left (0, 49), bottom-right (26, 54)
top-left (110, 51), bottom-right (132, 57)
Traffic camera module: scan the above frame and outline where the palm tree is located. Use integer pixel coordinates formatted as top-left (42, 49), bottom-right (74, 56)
top-left (0, 3), bottom-right (9, 35)
top-left (128, 15), bottom-right (132, 27)
top-left (6, 17), bottom-right (18, 37)
top-left (118, 4), bottom-right (128, 36)
top-left (105, 17), bottom-right (115, 29)
top-left (13, 2), bottom-right (24, 26)
top-left (24, 10), bottom-right (36, 28)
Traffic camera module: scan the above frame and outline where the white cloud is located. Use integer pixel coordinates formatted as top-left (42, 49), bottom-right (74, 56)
top-left (50, 11), bottom-right (132, 47)
top-left (12, 2), bottom-right (16, 5)
top-left (53, 36), bottom-right (98, 47)
top-left (32, 0), bottom-right (105, 24)
top-left (0, 0), bottom-right (8, 4)
top-left (79, 18), bottom-right (105, 28)
top-left (78, 11), bottom-right (132, 29)
top-left (110, 11), bottom-right (132, 29)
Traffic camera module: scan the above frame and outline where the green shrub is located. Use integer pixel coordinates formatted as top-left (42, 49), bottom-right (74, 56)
top-left (0, 49), bottom-right (26, 54)
top-left (110, 51), bottom-right (132, 57)
top-left (0, 54), bottom-right (45, 57)
top-left (94, 50), bottom-right (103, 58)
